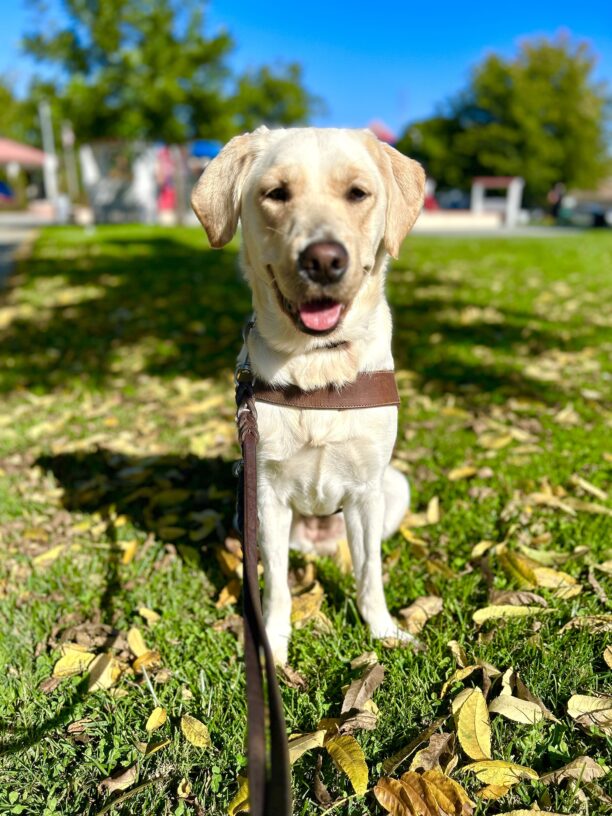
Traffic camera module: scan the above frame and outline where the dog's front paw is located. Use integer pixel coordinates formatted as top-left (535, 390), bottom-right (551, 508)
top-left (369, 618), bottom-right (423, 650)
top-left (265, 625), bottom-right (290, 666)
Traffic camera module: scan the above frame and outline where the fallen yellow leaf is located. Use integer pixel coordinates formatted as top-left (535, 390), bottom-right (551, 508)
top-left (146, 706), bottom-right (167, 733)
top-left (472, 605), bottom-right (552, 625)
top-left (127, 627), bottom-right (149, 658)
top-left (463, 759), bottom-right (538, 786)
top-left (488, 695), bottom-right (543, 725)
top-left (288, 730), bottom-right (326, 764)
top-left (53, 645), bottom-right (96, 678)
top-left (326, 734), bottom-right (368, 795)
top-left (454, 688), bottom-right (491, 760)
top-left (181, 714), bottom-right (211, 748)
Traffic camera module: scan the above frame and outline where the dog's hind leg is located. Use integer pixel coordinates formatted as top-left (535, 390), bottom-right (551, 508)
top-left (258, 488), bottom-right (293, 665)
top-left (382, 465), bottom-right (410, 539)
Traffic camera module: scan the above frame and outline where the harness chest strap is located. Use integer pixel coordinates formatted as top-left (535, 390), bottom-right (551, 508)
top-left (253, 369), bottom-right (400, 410)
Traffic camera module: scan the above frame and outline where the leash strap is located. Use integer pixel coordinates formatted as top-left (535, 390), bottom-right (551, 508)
top-left (253, 370), bottom-right (400, 410)
top-left (235, 372), bottom-right (292, 816)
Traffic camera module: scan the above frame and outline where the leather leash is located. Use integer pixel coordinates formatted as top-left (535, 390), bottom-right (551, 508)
top-left (235, 358), bottom-right (292, 816)
top-left (234, 324), bottom-right (400, 816)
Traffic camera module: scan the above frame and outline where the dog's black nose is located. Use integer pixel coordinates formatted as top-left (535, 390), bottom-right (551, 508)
top-left (298, 241), bottom-right (348, 285)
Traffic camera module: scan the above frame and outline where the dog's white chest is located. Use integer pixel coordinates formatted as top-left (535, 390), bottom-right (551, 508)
top-left (256, 402), bottom-right (397, 516)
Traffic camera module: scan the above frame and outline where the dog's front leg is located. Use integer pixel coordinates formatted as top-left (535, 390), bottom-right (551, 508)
top-left (258, 489), bottom-right (293, 665)
top-left (344, 490), bottom-right (418, 645)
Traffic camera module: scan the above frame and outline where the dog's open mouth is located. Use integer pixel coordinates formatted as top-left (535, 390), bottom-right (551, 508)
top-left (268, 267), bottom-right (346, 335)
top-left (298, 299), bottom-right (344, 332)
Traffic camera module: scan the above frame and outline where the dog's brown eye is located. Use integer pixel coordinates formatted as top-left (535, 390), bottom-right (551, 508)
top-left (347, 186), bottom-right (369, 202)
top-left (264, 187), bottom-right (290, 202)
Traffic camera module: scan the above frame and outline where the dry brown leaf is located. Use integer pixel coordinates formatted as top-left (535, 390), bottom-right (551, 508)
top-left (350, 651), bottom-right (379, 670)
top-left (399, 596), bottom-right (443, 635)
top-left (454, 688), bottom-right (491, 760)
top-left (341, 663), bottom-right (385, 714)
top-left (441, 666), bottom-right (480, 698)
top-left (567, 694), bottom-right (612, 734)
top-left (145, 706), bottom-right (167, 733)
top-left (489, 590), bottom-right (548, 607)
top-left (132, 650), bottom-right (162, 673)
top-left (181, 714), bottom-right (211, 748)
top-left (560, 615), bottom-right (612, 634)
top-left (339, 710), bottom-right (379, 734)
top-left (409, 733), bottom-right (455, 772)
top-left (374, 769), bottom-right (473, 816)
top-left (604, 646), bottom-right (612, 669)
top-left (513, 673), bottom-right (559, 723)
top-left (216, 578), bottom-right (241, 609)
top-left (539, 755), bottom-right (608, 785)
top-left (488, 695), bottom-right (543, 724)
top-left (447, 641), bottom-right (469, 668)
top-left (277, 663), bottom-right (307, 690)
top-left (291, 581), bottom-right (324, 626)
top-left (287, 730), bottom-right (326, 764)
top-left (326, 734), bottom-right (368, 795)
top-left (463, 759), bottom-right (538, 786)
top-left (98, 764), bottom-right (138, 795)
top-left (382, 717), bottom-right (448, 775)
top-left (531, 566), bottom-right (581, 599)
top-left (498, 811), bottom-right (572, 816)
top-left (313, 753), bottom-right (332, 805)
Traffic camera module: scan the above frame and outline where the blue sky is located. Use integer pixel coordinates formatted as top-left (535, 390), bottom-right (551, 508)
top-left (1, 0), bottom-right (610, 136)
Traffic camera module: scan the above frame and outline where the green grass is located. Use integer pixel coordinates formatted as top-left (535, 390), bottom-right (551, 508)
top-left (0, 226), bottom-right (610, 815)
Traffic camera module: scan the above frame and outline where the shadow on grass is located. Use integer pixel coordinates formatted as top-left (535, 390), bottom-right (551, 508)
top-left (0, 448), bottom-right (239, 757)
top-left (0, 226), bottom-right (600, 403)
top-left (37, 447), bottom-right (238, 566)
top-left (0, 230), bottom-right (251, 392)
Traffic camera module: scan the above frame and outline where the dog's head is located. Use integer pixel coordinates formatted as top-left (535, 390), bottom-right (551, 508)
top-left (191, 127), bottom-right (424, 339)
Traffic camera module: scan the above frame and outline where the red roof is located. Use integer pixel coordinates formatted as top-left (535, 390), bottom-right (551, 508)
top-left (367, 120), bottom-right (397, 144)
top-left (0, 138), bottom-right (46, 167)
top-left (472, 176), bottom-right (519, 188)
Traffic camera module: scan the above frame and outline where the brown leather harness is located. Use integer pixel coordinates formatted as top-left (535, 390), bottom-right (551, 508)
top-left (234, 341), bottom-right (399, 816)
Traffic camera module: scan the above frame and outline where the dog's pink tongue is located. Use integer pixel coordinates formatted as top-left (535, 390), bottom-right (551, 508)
top-left (299, 300), bottom-right (343, 331)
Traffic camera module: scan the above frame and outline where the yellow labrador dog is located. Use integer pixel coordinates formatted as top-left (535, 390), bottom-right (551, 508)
top-left (192, 127), bottom-right (425, 664)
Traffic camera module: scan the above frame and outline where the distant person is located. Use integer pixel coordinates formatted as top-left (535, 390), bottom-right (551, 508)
top-left (547, 182), bottom-right (566, 221)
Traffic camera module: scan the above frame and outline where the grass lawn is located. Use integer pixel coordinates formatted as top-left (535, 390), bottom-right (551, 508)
top-left (0, 226), bottom-right (610, 816)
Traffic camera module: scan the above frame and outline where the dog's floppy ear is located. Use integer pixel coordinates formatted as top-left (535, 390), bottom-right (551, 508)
top-left (191, 133), bottom-right (255, 248)
top-left (378, 142), bottom-right (425, 258)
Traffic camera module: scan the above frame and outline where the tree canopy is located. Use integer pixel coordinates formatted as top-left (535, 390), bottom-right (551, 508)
top-left (397, 35), bottom-right (611, 203)
top-left (21, 0), bottom-right (322, 144)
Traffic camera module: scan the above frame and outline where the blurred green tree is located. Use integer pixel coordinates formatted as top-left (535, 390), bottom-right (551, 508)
top-left (397, 34), bottom-right (611, 203)
top-left (0, 81), bottom-right (32, 142)
top-left (22, 0), bottom-right (321, 143)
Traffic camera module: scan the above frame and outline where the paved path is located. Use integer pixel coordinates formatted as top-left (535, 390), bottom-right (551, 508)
top-left (0, 213), bottom-right (50, 288)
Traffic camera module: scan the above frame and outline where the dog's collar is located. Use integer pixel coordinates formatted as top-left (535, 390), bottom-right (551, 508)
top-left (237, 318), bottom-right (397, 410)
top-left (252, 370), bottom-right (400, 411)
